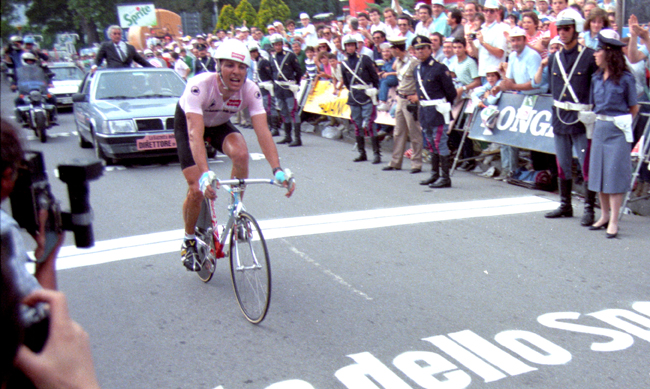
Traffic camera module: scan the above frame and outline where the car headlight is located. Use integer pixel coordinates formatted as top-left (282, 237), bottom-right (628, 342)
top-left (107, 120), bottom-right (136, 134)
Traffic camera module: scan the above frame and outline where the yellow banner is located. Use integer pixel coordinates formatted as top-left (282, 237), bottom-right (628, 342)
top-left (302, 80), bottom-right (396, 126)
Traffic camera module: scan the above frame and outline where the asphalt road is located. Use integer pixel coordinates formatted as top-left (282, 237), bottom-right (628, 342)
top-left (2, 75), bottom-right (649, 389)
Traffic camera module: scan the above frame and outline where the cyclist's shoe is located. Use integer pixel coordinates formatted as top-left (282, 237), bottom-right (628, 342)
top-left (181, 239), bottom-right (201, 271)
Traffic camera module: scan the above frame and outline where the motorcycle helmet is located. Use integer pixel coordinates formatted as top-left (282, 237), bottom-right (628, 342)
top-left (23, 36), bottom-right (35, 45)
top-left (10, 35), bottom-right (23, 43)
top-left (21, 51), bottom-right (38, 65)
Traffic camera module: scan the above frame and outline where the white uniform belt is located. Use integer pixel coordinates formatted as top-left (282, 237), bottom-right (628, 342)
top-left (595, 114), bottom-right (617, 121)
top-left (275, 80), bottom-right (295, 86)
top-left (595, 113), bottom-right (634, 142)
top-left (350, 84), bottom-right (370, 90)
top-left (419, 98), bottom-right (447, 107)
top-left (553, 100), bottom-right (593, 111)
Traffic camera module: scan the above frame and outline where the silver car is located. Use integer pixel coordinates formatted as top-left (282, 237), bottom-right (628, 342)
top-left (48, 63), bottom-right (85, 107)
top-left (73, 68), bottom-right (186, 164)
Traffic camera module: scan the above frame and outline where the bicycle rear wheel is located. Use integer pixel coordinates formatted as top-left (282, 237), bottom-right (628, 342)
top-left (229, 211), bottom-right (271, 324)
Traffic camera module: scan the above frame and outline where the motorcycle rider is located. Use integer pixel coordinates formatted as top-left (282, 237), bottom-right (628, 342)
top-left (12, 52), bottom-right (57, 123)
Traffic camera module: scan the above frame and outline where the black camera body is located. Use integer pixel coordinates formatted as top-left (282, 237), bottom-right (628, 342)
top-left (469, 33), bottom-right (477, 40)
top-left (9, 151), bottom-right (103, 254)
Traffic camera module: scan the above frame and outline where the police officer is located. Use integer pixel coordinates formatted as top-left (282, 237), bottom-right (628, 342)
top-left (543, 9), bottom-right (599, 226)
top-left (413, 36), bottom-right (457, 188)
top-left (340, 34), bottom-right (381, 163)
top-left (194, 44), bottom-right (216, 75)
top-left (249, 42), bottom-right (280, 137)
top-left (269, 34), bottom-right (304, 147)
top-left (382, 36), bottom-right (423, 173)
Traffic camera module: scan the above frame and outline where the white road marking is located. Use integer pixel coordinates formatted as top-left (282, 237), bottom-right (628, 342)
top-left (48, 196), bottom-right (557, 271)
top-left (287, 243), bottom-right (373, 301)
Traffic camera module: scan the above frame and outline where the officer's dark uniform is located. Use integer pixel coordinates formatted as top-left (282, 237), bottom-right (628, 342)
top-left (270, 47), bottom-right (303, 146)
top-left (341, 49), bottom-right (380, 162)
top-left (194, 46), bottom-right (216, 75)
top-left (413, 36), bottom-right (456, 188)
top-left (257, 54), bottom-right (280, 136)
top-left (545, 19), bottom-right (599, 224)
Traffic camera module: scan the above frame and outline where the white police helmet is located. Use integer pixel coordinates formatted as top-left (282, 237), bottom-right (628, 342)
top-left (247, 41), bottom-right (260, 52)
top-left (342, 34), bottom-right (358, 46)
top-left (555, 8), bottom-right (585, 33)
top-left (269, 33), bottom-right (284, 44)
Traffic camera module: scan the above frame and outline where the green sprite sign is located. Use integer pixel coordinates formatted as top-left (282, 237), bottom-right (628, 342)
top-left (117, 4), bottom-right (157, 28)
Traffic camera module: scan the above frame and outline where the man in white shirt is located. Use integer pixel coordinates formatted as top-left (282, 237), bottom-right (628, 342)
top-left (474, 0), bottom-right (507, 77)
top-left (368, 9), bottom-right (389, 38)
top-left (299, 13), bottom-right (318, 49)
top-left (171, 51), bottom-right (190, 80)
top-left (383, 8), bottom-right (401, 38)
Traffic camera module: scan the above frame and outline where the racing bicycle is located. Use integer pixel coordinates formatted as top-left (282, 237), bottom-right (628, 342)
top-left (193, 174), bottom-right (292, 324)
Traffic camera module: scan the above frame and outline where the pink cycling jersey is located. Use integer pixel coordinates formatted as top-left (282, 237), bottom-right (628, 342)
top-left (178, 72), bottom-right (265, 127)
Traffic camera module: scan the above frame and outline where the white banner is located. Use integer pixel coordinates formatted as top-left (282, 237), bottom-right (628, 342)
top-left (117, 4), bottom-right (157, 28)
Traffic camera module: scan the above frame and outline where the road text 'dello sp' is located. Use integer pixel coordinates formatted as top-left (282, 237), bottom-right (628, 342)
top-left (265, 301), bottom-right (650, 388)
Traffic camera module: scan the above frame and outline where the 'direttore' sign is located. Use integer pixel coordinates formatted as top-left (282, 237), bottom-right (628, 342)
top-left (117, 4), bottom-right (157, 28)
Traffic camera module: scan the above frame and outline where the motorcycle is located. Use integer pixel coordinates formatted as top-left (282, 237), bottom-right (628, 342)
top-left (14, 64), bottom-right (56, 143)
top-left (15, 89), bottom-right (55, 143)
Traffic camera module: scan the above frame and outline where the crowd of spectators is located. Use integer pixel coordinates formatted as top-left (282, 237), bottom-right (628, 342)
top-left (7, 0), bottom-right (648, 196)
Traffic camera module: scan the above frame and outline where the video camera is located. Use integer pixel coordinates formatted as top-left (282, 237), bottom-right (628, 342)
top-left (9, 150), bottom-right (103, 259)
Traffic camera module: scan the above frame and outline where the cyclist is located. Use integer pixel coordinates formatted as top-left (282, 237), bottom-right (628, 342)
top-left (174, 39), bottom-right (296, 272)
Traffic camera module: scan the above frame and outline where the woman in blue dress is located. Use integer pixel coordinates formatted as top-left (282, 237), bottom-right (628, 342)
top-left (588, 30), bottom-right (639, 239)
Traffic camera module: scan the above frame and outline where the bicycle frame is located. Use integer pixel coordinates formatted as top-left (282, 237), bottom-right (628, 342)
top-left (197, 178), bottom-right (278, 268)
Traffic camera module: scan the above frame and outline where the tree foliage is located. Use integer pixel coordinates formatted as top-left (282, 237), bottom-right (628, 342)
top-left (215, 5), bottom-right (241, 32)
top-left (235, 0), bottom-right (258, 29)
top-left (257, 0), bottom-right (290, 34)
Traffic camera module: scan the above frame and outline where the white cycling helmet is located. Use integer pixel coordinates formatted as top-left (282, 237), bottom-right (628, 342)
top-left (269, 33), bottom-right (284, 45)
top-left (214, 39), bottom-right (251, 68)
top-left (555, 8), bottom-right (585, 33)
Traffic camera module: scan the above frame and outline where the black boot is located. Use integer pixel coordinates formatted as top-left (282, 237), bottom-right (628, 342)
top-left (420, 154), bottom-right (440, 185)
top-left (580, 185), bottom-right (597, 226)
top-left (354, 136), bottom-right (367, 162)
top-left (545, 179), bottom-right (574, 218)
top-left (430, 155), bottom-right (452, 188)
top-left (371, 136), bottom-right (381, 164)
top-left (269, 116), bottom-right (280, 136)
top-left (289, 123), bottom-right (302, 147)
top-left (277, 122), bottom-right (292, 144)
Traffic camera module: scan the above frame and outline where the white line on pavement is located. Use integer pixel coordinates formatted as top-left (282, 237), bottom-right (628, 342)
top-left (51, 196), bottom-right (557, 271)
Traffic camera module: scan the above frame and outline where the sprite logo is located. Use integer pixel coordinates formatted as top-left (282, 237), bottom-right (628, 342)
top-left (123, 5), bottom-right (153, 27)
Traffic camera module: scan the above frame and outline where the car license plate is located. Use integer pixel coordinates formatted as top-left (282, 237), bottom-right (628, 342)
top-left (137, 134), bottom-right (177, 150)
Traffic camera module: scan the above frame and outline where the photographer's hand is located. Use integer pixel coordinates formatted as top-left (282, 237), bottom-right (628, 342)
top-left (33, 209), bottom-right (64, 290)
top-left (14, 289), bottom-right (101, 389)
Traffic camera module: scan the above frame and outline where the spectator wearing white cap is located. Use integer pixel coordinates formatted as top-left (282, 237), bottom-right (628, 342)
top-left (474, 0), bottom-right (508, 78)
top-left (299, 13), bottom-right (318, 50)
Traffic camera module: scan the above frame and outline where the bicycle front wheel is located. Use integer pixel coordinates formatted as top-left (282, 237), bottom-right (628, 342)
top-left (229, 211), bottom-right (271, 324)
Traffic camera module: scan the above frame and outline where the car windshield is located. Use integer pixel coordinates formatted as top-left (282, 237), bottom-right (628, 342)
top-left (51, 66), bottom-right (85, 81)
top-left (94, 71), bottom-right (186, 100)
